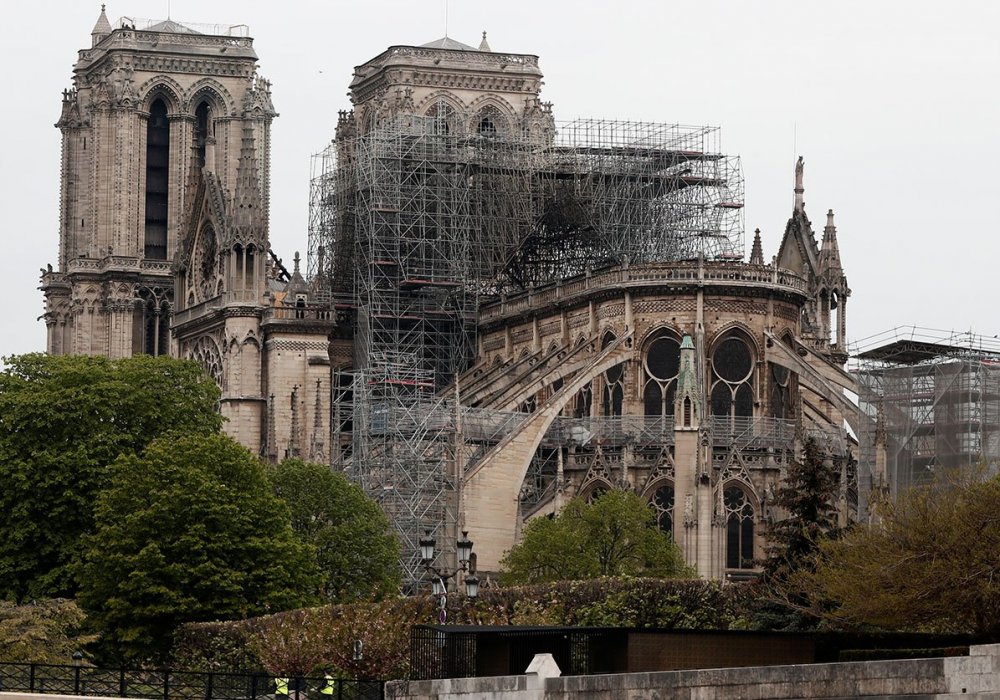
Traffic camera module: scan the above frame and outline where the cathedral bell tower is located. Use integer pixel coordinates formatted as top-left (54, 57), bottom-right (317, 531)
top-left (41, 6), bottom-right (274, 359)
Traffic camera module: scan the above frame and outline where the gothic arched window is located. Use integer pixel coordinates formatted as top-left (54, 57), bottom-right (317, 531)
top-left (710, 334), bottom-right (755, 424)
top-left (643, 332), bottom-right (681, 424)
top-left (425, 99), bottom-right (458, 135)
top-left (473, 105), bottom-right (508, 138)
top-left (651, 483), bottom-right (675, 536)
top-left (137, 289), bottom-right (170, 357)
top-left (194, 101), bottom-right (211, 170)
top-left (601, 331), bottom-right (624, 417)
top-left (724, 486), bottom-right (755, 569)
top-left (144, 99), bottom-right (170, 260)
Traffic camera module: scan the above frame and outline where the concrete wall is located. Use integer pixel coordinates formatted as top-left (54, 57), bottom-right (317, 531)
top-left (388, 642), bottom-right (1000, 699)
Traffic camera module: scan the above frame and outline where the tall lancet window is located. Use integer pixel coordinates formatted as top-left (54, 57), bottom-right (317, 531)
top-left (194, 102), bottom-right (211, 170)
top-left (144, 99), bottom-right (170, 260)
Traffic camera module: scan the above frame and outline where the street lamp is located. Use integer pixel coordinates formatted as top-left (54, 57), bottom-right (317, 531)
top-left (420, 529), bottom-right (479, 622)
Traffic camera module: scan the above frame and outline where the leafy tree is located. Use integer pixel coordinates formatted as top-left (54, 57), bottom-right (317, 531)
top-left (0, 353), bottom-right (222, 600)
top-left (268, 459), bottom-right (402, 601)
top-left (77, 433), bottom-right (320, 662)
top-left (0, 599), bottom-right (96, 664)
top-left (758, 437), bottom-right (842, 629)
top-left (500, 490), bottom-right (691, 585)
top-left (784, 470), bottom-right (1000, 637)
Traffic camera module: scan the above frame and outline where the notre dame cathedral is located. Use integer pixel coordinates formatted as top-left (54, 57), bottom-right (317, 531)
top-left (41, 8), bottom-right (857, 583)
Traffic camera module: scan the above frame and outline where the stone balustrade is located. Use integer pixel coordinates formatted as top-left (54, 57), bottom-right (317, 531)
top-left (478, 262), bottom-right (808, 325)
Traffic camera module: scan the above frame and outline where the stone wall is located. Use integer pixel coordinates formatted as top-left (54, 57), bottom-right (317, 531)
top-left (388, 643), bottom-right (1000, 699)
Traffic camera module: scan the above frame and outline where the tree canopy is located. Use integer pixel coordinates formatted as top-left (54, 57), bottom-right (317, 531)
top-left (77, 433), bottom-right (319, 662)
top-left (784, 469), bottom-right (1000, 637)
top-left (500, 490), bottom-right (691, 585)
top-left (268, 459), bottom-right (402, 602)
top-left (0, 599), bottom-right (96, 664)
top-left (0, 353), bottom-right (222, 601)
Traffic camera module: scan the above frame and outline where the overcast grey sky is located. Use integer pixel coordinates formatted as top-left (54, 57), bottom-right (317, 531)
top-left (3, 0), bottom-right (998, 359)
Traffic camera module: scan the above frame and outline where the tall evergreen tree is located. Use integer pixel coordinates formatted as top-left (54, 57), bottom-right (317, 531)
top-left (759, 436), bottom-right (841, 629)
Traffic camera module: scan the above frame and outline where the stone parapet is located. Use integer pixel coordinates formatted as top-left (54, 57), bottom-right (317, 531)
top-left (478, 261), bottom-right (808, 327)
top-left (388, 644), bottom-right (1000, 699)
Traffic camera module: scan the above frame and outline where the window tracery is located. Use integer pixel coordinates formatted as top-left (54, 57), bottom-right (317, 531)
top-left (473, 105), bottom-right (509, 137)
top-left (651, 482), bottom-right (675, 535)
top-left (425, 99), bottom-right (459, 135)
top-left (643, 332), bottom-right (681, 423)
top-left (189, 336), bottom-right (223, 389)
top-left (723, 485), bottom-right (755, 569)
top-left (710, 334), bottom-right (755, 423)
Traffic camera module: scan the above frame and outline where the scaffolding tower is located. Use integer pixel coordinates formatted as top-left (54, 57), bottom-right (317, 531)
top-left (308, 114), bottom-right (744, 583)
top-left (853, 327), bottom-right (1000, 520)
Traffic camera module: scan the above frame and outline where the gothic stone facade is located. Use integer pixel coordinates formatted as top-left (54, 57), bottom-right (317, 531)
top-left (41, 12), bottom-right (857, 580)
top-left (333, 36), bottom-right (857, 577)
top-left (40, 9), bottom-right (332, 460)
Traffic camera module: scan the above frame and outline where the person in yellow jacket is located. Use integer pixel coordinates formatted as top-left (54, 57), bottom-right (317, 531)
top-left (319, 674), bottom-right (335, 696)
top-left (274, 677), bottom-right (289, 700)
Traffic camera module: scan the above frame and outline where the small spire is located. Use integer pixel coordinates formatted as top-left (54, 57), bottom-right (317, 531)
top-left (286, 250), bottom-right (308, 296)
top-left (232, 119), bottom-right (263, 241)
top-left (749, 228), bottom-right (764, 265)
top-left (793, 156), bottom-right (805, 212)
top-left (91, 4), bottom-right (112, 46)
top-left (479, 30), bottom-right (491, 52)
top-left (820, 208), bottom-right (842, 273)
top-left (674, 334), bottom-right (700, 430)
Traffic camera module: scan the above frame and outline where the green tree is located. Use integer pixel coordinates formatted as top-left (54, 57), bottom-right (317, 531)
top-left (500, 490), bottom-right (691, 585)
top-left (756, 437), bottom-right (842, 630)
top-left (785, 470), bottom-right (1000, 637)
top-left (0, 353), bottom-right (222, 600)
top-left (0, 599), bottom-right (96, 664)
top-left (268, 459), bottom-right (402, 601)
top-left (77, 433), bottom-right (320, 662)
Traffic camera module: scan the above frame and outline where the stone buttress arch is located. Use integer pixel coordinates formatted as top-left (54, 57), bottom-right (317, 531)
top-left (462, 331), bottom-right (634, 571)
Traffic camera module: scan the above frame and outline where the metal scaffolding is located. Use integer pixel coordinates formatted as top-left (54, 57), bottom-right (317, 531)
top-left (853, 327), bottom-right (1000, 519)
top-left (307, 113), bottom-right (744, 582)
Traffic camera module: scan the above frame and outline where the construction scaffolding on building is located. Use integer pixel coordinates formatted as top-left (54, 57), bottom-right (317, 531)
top-left (853, 327), bottom-right (1000, 520)
top-left (307, 113), bottom-right (744, 583)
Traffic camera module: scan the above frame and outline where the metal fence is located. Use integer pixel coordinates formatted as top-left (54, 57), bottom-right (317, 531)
top-left (0, 663), bottom-right (383, 700)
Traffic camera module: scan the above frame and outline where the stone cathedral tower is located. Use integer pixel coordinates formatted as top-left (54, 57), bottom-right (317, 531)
top-left (40, 6), bottom-right (274, 358)
top-left (41, 7), bottom-right (334, 458)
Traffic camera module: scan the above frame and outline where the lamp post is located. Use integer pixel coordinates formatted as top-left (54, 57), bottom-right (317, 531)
top-left (419, 529), bottom-right (479, 623)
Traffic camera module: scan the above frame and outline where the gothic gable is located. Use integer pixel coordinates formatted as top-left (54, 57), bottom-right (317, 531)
top-left (178, 173), bottom-right (229, 306)
top-left (776, 209), bottom-right (819, 279)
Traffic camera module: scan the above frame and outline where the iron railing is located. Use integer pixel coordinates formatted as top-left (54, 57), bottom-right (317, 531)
top-left (0, 662), bottom-right (383, 700)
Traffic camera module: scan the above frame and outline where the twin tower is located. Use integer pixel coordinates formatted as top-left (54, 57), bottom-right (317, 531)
top-left (41, 8), bottom-right (333, 462)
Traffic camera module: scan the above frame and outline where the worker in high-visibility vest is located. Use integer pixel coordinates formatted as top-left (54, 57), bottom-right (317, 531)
top-left (274, 677), bottom-right (289, 700)
top-left (320, 674), bottom-right (335, 696)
